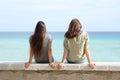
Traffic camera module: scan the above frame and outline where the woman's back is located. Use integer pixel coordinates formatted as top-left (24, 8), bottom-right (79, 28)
top-left (25, 21), bottom-right (56, 69)
top-left (34, 33), bottom-right (52, 63)
top-left (58, 18), bottom-right (95, 69)
top-left (64, 32), bottom-right (89, 62)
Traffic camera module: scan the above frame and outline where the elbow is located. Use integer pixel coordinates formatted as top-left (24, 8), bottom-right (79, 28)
top-left (48, 48), bottom-right (52, 54)
top-left (85, 48), bottom-right (89, 54)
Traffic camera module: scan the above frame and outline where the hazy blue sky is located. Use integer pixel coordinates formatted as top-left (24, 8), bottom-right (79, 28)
top-left (0, 0), bottom-right (120, 32)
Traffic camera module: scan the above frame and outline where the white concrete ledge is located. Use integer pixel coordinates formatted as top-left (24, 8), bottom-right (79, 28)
top-left (0, 62), bottom-right (120, 71)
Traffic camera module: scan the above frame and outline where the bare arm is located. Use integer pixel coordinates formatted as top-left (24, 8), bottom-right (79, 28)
top-left (85, 48), bottom-right (91, 64)
top-left (58, 50), bottom-right (67, 69)
top-left (48, 43), bottom-right (56, 68)
top-left (85, 48), bottom-right (95, 69)
top-left (25, 47), bottom-right (33, 68)
top-left (61, 51), bottom-right (67, 63)
top-left (48, 43), bottom-right (53, 63)
top-left (28, 48), bottom-right (34, 63)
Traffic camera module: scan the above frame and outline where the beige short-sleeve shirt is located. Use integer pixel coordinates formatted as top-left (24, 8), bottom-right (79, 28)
top-left (64, 32), bottom-right (89, 62)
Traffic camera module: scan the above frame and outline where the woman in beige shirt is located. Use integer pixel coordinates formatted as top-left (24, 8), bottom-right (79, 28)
top-left (58, 18), bottom-right (95, 69)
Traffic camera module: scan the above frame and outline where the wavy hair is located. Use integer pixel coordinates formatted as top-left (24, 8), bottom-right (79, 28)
top-left (65, 18), bottom-right (82, 38)
top-left (30, 21), bottom-right (46, 57)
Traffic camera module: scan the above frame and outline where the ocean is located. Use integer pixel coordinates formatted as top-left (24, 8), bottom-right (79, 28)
top-left (0, 32), bottom-right (120, 62)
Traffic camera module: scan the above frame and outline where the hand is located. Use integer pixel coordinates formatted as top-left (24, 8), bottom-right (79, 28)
top-left (50, 62), bottom-right (56, 69)
top-left (58, 62), bottom-right (64, 70)
top-left (89, 63), bottom-right (96, 69)
top-left (25, 62), bottom-right (30, 68)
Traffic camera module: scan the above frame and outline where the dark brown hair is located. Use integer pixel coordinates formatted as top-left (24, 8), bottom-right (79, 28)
top-left (65, 18), bottom-right (82, 38)
top-left (30, 21), bottom-right (46, 57)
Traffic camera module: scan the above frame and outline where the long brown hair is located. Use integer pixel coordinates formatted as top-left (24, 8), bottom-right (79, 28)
top-left (30, 21), bottom-right (46, 57)
top-left (65, 18), bottom-right (82, 38)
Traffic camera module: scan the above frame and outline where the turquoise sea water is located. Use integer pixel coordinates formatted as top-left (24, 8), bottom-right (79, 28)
top-left (0, 32), bottom-right (120, 62)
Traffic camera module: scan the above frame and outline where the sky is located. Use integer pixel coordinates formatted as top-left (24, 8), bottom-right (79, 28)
top-left (0, 0), bottom-right (120, 32)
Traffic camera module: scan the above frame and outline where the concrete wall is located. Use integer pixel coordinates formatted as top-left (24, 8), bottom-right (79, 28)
top-left (0, 62), bottom-right (120, 80)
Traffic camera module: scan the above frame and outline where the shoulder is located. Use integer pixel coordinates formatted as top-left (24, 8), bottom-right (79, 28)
top-left (30, 34), bottom-right (33, 38)
top-left (29, 35), bottom-right (33, 43)
top-left (45, 33), bottom-right (52, 41)
top-left (64, 36), bottom-right (69, 41)
top-left (81, 31), bottom-right (89, 37)
top-left (46, 33), bottom-right (52, 37)
top-left (79, 31), bottom-right (89, 40)
top-left (81, 31), bottom-right (88, 35)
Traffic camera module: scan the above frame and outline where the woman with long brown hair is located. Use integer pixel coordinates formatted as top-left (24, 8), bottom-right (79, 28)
top-left (25, 21), bottom-right (56, 68)
top-left (58, 18), bottom-right (95, 69)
